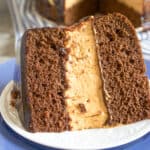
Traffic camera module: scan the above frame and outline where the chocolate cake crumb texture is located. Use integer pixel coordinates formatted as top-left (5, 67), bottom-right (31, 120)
top-left (94, 13), bottom-right (150, 125)
top-left (22, 28), bottom-right (71, 132)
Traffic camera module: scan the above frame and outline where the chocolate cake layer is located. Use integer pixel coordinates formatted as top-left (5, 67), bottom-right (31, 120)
top-left (93, 13), bottom-right (150, 125)
top-left (21, 28), bottom-right (71, 132)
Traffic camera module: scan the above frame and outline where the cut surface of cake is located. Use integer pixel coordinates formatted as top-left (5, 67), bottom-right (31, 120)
top-left (20, 13), bottom-right (150, 132)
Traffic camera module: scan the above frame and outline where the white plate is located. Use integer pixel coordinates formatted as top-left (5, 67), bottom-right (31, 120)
top-left (0, 81), bottom-right (150, 150)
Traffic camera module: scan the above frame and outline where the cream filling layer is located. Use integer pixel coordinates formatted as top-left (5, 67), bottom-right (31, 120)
top-left (64, 18), bottom-right (108, 130)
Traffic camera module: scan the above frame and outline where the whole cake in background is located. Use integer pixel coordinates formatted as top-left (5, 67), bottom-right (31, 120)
top-left (19, 13), bottom-right (150, 132)
top-left (36, 0), bottom-right (98, 25)
top-left (35, 0), bottom-right (149, 27)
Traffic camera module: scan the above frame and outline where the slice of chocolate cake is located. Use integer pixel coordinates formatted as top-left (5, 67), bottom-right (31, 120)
top-left (20, 13), bottom-right (150, 132)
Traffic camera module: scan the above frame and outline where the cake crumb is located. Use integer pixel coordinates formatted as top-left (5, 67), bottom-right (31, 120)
top-left (11, 89), bottom-right (20, 99)
top-left (10, 99), bottom-right (16, 107)
top-left (10, 89), bottom-right (20, 107)
top-left (78, 103), bottom-right (86, 113)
